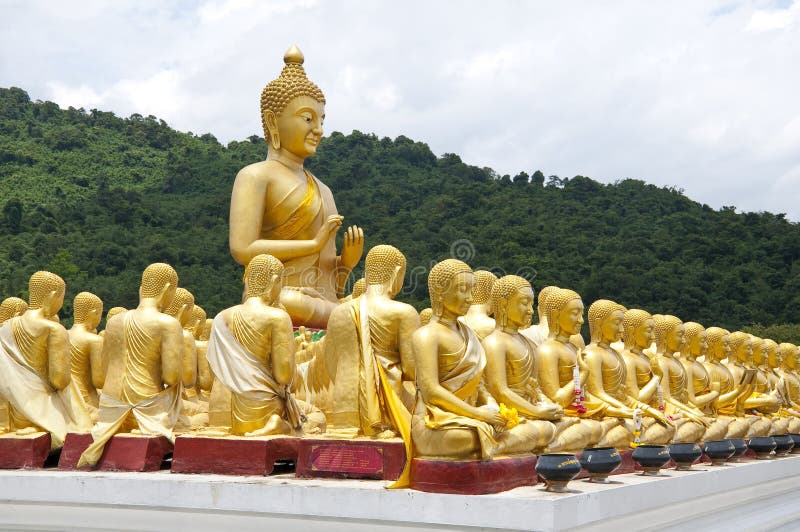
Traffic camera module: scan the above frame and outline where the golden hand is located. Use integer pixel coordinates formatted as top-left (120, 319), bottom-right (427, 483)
top-left (340, 225), bottom-right (364, 270)
top-left (313, 215), bottom-right (343, 251)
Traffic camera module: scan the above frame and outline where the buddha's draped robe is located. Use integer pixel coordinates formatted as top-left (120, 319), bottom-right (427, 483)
top-left (0, 319), bottom-right (91, 448)
top-left (77, 312), bottom-right (181, 468)
top-left (205, 313), bottom-right (304, 433)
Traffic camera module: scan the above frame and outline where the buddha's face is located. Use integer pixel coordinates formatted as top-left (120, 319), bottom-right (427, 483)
top-left (752, 341), bottom-right (765, 365)
top-left (389, 264), bottom-right (407, 298)
top-left (766, 346), bottom-right (780, 368)
top-left (88, 306), bottom-right (103, 330)
top-left (633, 318), bottom-right (655, 350)
top-left (666, 324), bottom-right (685, 353)
top-left (557, 299), bottom-right (584, 336)
top-left (45, 287), bottom-right (66, 317)
top-left (275, 95), bottom-right (324, 159)
top-left (441, 272), bottom-right (474, 318)
top-left (688, 331), bottom-right (707, 356)
top-left (600, 309), bottom-right (625, 343)
top-left (735, 338), bottom-right (753, 363)
top-left (506, 286), bottom-right (534, 330)
top-left (158, 284), bottom-right (177, 312)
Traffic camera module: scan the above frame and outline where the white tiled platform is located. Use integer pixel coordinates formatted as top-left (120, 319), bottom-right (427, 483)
top-left (0, 456), bottom-right (799, 531)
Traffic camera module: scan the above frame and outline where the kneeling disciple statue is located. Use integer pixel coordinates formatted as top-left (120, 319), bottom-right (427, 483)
top-left (0, 272), bottom-right (92, 447)
top-left (206, 254), bottom-right (324, 436)
top-left (68, 292), bottom-right (105, 422)
top-left (410, 260), bottom-right (544, 468)
top-left (78, 264), bottom-right (185, 467)
top-left (321, 244), bottom-right (419, 436)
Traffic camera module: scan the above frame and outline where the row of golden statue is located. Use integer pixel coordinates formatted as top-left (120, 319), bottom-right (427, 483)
top-left (2, 254), bottom-right (800, 482)
top-left (1, 46), bottom-right (798, 489)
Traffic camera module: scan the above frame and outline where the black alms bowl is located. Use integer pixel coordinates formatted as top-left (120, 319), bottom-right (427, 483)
top-left (631, 445), bottom-right (670, 475)
top-left (747, 436), bottom-right (777, 459)
top-left (579, 447), bottom-right (622, 482)
top-left (789, 434), bottom-right (800, 453)
top-left (536, 453), bottom-right (582, 492)
top-left (668, 442), bottom-right (702, 470)
top-left (728, 438), bottom-right (748, 461)
top-left (773, 434), bottom-right (794, 456)
top-left (703, 439), bottom-right (735, 465)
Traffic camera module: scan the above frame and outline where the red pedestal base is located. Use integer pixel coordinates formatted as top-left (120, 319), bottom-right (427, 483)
top-left (58, 433), bottom-right (93, 470)
top-left (58, 433), bottom-right (172, 472)
top-left (171, 436), bottom-right (299, 475)
top-left (410, 455), bottom-right (539, 495)
top-left (295, 438), bottom-right (406, 480)
top-left (0, 432), bottom-right (51, 469)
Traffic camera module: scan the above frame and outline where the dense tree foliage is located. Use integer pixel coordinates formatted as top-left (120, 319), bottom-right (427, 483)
top-left (2, 87), bottom-right (799, 341)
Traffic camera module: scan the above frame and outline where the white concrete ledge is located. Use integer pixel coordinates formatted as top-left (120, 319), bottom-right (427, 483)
top-left (0, 456), bottom-right (799, 531)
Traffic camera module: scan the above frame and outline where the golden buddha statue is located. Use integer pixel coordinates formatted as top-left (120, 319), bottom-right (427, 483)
top-left (701, 327), bottom-right (753, 438)
top-left (521, 285), bottom-right (559, 346)
top-left (191, 308), bottom-right (213, 400)
top-left (0, 296), bottom-right (27, 432)
top-left (78, 263), bottom-right (185, 467)
top-left (776, 343), bottom-right (800, 432)
top-left (320, 245), bottom-right (419, 436)
top-left (419, 308), bottom-right (433, 326)
top-left (483, 276), bottom-right (601, 452)
top-left (99, 307), bottom-right (126, 337)
top-left (206, 254), bottom-right (324, 436)
top-left (723, 331), bottom-right (771, 437)
top-left (651, 315), bottom-right (710, 443)
top-left (462, 270), bottom-right (498, 340)
top-left (163, 288), bottom-right (198, 392)
top-left (534, 288), bottom-right (607, 448)
top-left (0, 272), bottom-right (91, 447)
top-left (676, 322), bottom-right (731, 440)
top-left (0, 297), bottom-right (27, 325)
top-left (410, 260), bottom-right (545, 467)
top-left (762, 339), bottom-right (794, 434)
top-left (67, 292), bottom-right (105, 421)
top-left (583, 301), bottom-right (673, 447)
top-left (229, 45), bottom-right (363, 328)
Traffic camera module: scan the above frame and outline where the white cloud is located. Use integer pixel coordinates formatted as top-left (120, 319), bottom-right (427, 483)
top-left (1, 0), bottom-right (800, 219)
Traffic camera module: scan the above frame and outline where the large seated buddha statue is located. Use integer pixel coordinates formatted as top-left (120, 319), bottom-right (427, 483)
top-left (410, 260), bottom-right (544, 464)
top-left (483, 276), bottom-right (597, 452)
top-left (582, 300), bottom-right (673, 447)
top-left (651, 315), bottom-right (709, 443)
top-left (0, 272), bottom-right (91, 447)
top-left (78, 264), bottom-right (185, 467)
top-left (229, 45), bottom-right (363, 328)
top-left (67, 292), bottom-right (105, 421)
top-left (462, 270), bottom-right (498, 340)
top-left (206, 254), bottom-right (324, 436)
top-left (319, 245), bottom-right (419, 436)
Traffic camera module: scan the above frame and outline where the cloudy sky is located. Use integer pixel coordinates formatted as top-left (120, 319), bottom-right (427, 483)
top-left (2, 1), bottom-right (799, 218)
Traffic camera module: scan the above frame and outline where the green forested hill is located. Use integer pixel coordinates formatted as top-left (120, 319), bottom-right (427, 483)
top-left (1, 87), bottom-right (799, 340)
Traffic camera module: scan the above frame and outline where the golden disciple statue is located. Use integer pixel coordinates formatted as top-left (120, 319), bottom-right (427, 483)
top-left (701, 327), bottom-right (751, 438)
top-left (777, 343), bottom-right (800, 432)
top-left (724, 331), bottom-right (772, 437)
top-left (582, 301), bottom-right (673, 447)
top-left (229, 45), bottom-right (364, 328)
top-left (535, 289), bottom-right (607, 447)
top-left (651, 315), bottom-right (710, 443)
top-left (0, 296), bottom-right (28, 432)
top-left (191, 309), bottom-right (213, 401)
top-left (411, 260), bottom-right (545, 467)
top-left (163, 288), bottom-right (198, 393)
top-left (483, 276), bottom-right (599, 452)
top-left (206, 254), bottom-right (324, 436)
top-left (78, 264), bottom-right (185, 468)
top-left (521, 285), bottom-right (559, 346)
top-left (763, 339), bottom-right (794, 434)
top-left (0, 272), bottom-right (91, 447)
top-left (462, 270), bottom-right (498, 340)
top-left (68, 292), bottom-right (105, 421)
top-left (320, 245), bottom-right (419, 437)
